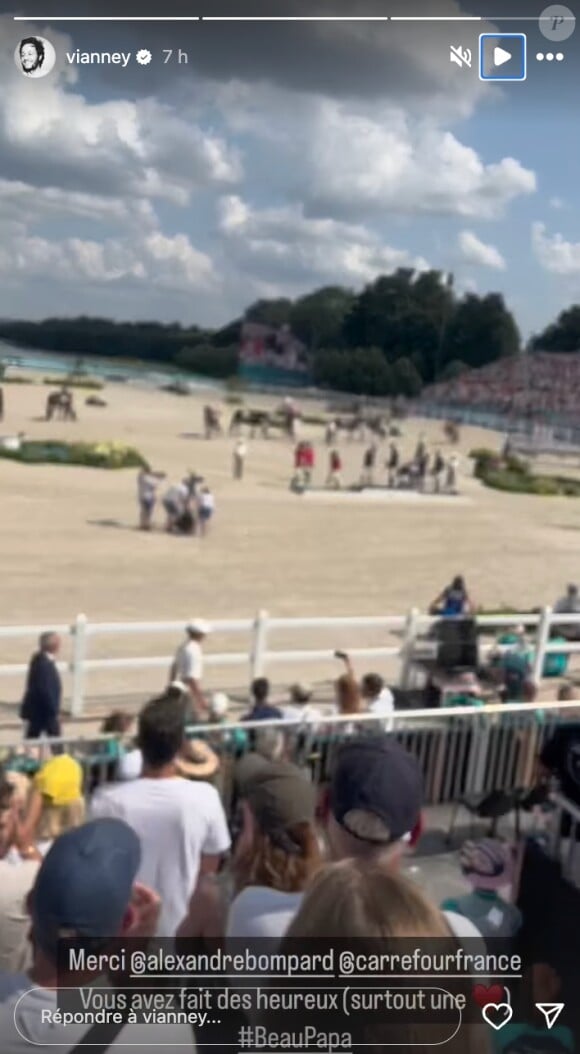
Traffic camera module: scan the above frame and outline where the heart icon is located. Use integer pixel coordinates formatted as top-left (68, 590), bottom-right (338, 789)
top-left (473, 984), bottom-right (506, 1008)
top-left (482, 1002), bottom-right (513, 1031)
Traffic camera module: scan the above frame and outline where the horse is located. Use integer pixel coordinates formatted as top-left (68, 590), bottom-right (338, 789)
top-left (229, 409), bottom-right (271, 439)
top-left (365, 415), bottom-right (388, 441)
top-left (444, 420), bottom-right (460, 445)
top-left (45, 388), bottom-right (76, 422)
top-left (335, 416), bottom-right (367, 443)
top-left (203, 404), bottom-right (223, 439)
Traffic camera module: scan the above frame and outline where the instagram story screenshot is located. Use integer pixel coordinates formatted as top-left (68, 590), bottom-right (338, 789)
top-left (0, 2), bottom-right (579, 1053)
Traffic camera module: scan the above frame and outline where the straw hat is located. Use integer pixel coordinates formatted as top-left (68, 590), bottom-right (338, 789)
top-left (175, 739), bottom-right (219, 780)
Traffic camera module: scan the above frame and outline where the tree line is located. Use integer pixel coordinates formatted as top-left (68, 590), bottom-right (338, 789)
top-left (0, 269), bottom-right (577, 397)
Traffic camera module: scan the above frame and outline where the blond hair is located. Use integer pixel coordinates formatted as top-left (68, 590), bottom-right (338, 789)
top-left (36, 798), bottom-right (85, 842)
top-left (272, 861), bottom-right (489, 1054)
top-left (286, 858), bottom-right (449, 940)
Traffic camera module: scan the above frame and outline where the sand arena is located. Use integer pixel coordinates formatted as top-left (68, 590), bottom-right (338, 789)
top-left (1, 380), bottom-right (579, 714)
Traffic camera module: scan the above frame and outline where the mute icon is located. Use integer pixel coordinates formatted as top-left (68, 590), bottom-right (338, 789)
top-left (536, 1004), bottom-right (564, 1030)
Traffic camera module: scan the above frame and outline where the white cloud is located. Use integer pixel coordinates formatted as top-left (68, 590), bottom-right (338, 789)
top-left (0, 12), bottom-right (544, 327)
top-left (0, 222), bottom-right (216, 292)
top-left (532, 222), bottom-right (580, 276)
top-left (302, 101), bottom-right (536, 221)
top-left (217, 83), bottom-right (536, 221)
top-left (549, 197), bottom-right (565, 210)
top-left (458, 230), bottom-right (506, 271)
top-left (0, 19), bottom-right (241, 207)
top-left (218, 195), bottom-right (429, 288)
top-left (0, 179), bottom-right (157, 230)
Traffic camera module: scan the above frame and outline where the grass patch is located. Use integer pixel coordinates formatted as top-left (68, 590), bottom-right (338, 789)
top-left (1, 375), bottom-right (35, 385)
top-left (43, 376), bottom-right (104, 390)
top-left (0, 440), bottom-right (147, 470)
top-left (471, 448), bottom-right (580, 497)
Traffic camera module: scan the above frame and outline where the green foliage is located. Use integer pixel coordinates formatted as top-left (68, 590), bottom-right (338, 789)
top-left (175, 344), bottom-right (238, 379)
top-left (440, 359), bottom-right (469, 381)
top-left (2, 375), bottom-right (34, 385)
top-left (472, 448), bottom-right (580, 497)
top-left (43, 376), bottom-right (103, 390)
top-left (289, 286), bottom-right (355, 349)
top-left (391, 357), bottom-right (423, 397)
top-left (342, 269), bottom-right (453, 383)
top-left (469, 447), bottom-right (498, 463)
top-left (443, 292), bottom-right (520, 370)
top-left (245, 298), bottom-right (293, 328)
top-left (530, 305), bottom-right (580, 353)
top-left (313, 346), bottom-right (393, 396)
top-left (0, 318), bottom-right (196, 362)
top-left (0, 270), bottom-right (525, 399)
top-left (0, 440), bottom-right (147, 470)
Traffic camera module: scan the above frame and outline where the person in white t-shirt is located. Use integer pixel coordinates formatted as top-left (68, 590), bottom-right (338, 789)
top-left (233, 439), bottom-right (247, 480)
top-left (280, 682), bottom-right (323, 726)
top-left (170, 619), bottom-right (211, 716)
top-left (0, 818), bottom-right (195, 1054)
top-left (137, 467), bottom-right (165, 531)
top-left (90, 691), bottom-right (230, 937)
top-left (197, 485), bottom-right (215, 537)
top-left (361, 672), bottom-right (395, 731)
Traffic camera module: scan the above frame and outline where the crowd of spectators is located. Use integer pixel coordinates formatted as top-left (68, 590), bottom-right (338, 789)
top-left (2, 597), bottom-right (580, 1052)
top-left (426, 352), bottom-right (580, 424)
top-left (0, 668), bottom-right (578, 1052)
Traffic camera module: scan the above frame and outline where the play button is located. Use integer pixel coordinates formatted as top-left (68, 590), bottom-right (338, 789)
top-left (494, 45), bottom-right (512, 66)
top-left (479, 33), bottom-right (527, 80)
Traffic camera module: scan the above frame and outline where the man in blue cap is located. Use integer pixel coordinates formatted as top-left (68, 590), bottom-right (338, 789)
top-left (0, 819), bottom-right (195, 1052)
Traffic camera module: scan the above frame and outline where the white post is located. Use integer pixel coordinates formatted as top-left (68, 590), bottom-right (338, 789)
top-left (400, 608), bottom-right (420, 689)
top-left (533, 606), bottom-right (552, 685)
top-left (70, 613), bottom-right (88, 717)
top-left (251, 609), bottom-right (269, 681)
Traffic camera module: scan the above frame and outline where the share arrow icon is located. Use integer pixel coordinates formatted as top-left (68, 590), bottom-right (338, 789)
top-left (536, 1004), bottom-right (565, 1029)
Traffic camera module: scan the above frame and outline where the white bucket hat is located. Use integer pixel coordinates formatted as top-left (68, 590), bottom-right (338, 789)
top-left (186, 618), bottom-right (212, 637)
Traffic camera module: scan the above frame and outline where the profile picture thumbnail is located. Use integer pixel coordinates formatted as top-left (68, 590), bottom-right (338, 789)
top-left (15, 36), bottom-right (56, 79)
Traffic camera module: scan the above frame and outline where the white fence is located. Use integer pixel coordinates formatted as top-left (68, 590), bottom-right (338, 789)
top-left (1, 607), bottom-right (580, 716)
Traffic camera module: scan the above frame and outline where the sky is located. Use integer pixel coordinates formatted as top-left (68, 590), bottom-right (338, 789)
top-left (0, 0), bottom-right (578, 341)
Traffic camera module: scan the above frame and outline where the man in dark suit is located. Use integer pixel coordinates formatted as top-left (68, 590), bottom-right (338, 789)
top-left (21, 631), bottom-right (62, 738)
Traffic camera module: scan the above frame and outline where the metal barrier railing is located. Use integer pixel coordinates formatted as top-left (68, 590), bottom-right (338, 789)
top-left (3, 702), bottom-right (579, 821)
top-left (549, 792), bottom-right (580, 885)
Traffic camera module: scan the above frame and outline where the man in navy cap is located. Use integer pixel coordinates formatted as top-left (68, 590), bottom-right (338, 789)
top-left (322, 735), bottom-right (424, 866)
top-left (0, 819), bottom-right (195, 1053)
top-left (320, 737), bottom-right (483, 940)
